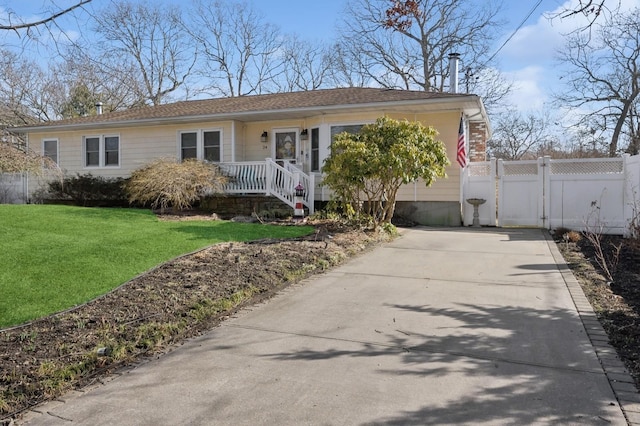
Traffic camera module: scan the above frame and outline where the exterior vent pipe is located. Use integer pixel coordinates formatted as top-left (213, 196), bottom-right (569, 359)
top-left (448, 53), bottom-right (460, 94)
top-left (95, 102), bottom-right (103, 115)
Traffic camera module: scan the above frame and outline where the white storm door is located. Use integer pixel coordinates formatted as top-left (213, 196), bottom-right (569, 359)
top-left (274, 130), bottom-right (298, 166)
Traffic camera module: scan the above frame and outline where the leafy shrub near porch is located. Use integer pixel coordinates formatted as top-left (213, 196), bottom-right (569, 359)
top-left (48, 173), bottom-right (129, 206)
top-left (125, 158), bottom-right (227, 212)
top-left (322, 116), bottom-right (449, 229)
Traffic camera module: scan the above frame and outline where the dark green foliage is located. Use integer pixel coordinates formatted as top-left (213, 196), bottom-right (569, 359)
top-left (47, 174), bottom-right (129, 206)
top-left (322, 116), bottom-right (449, 228)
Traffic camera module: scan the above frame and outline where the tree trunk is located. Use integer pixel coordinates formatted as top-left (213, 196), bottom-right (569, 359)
top-left (610, 90), bottom-right (639, 156)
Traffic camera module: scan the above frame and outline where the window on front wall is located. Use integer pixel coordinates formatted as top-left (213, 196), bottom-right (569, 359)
top-left (104, 136), bottom-right (119, 166)
top-left (180, 132), bottom-right (198, 160)
top-left (203, 131), bottom-right (221, 162)
top-left (330, 124), bottom-right (364, 141)
top-left (85, 136), bottom-right (100, 167)
top-left (179, 130), bottom-right (222, 162)
top-left (43, 139), bottom-right (58, 164)
top-left (311, 128), bottom-right (319, 172)
top-left (83, 135), bottom-right (120, 168)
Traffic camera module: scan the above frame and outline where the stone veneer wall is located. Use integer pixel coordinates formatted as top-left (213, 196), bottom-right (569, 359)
top-left (468, 121), bottom-right (487, 162)
top-left (201, 195), bottom-right (293, 219)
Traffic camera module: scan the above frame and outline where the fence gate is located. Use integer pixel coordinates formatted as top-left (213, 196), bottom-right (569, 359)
top-left (462, 155), bottom-right (633, 234)
top-left (497, 158), bottom-right (547, 228)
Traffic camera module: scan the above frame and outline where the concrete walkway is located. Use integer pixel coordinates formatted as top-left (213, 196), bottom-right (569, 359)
top-left (21, 228), bottom-right (634, 425)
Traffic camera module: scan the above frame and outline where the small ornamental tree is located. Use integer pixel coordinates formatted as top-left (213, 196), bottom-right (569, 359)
top-left (125, 158), bottom-right (227, 212)
top-left (322, 116), bottom-right (449, 229)
top-left (0, 142), bottom-right (59, 175)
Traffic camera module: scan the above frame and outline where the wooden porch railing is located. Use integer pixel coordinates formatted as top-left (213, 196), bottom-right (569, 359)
top-left (219, 159), bottom-right (314, 214)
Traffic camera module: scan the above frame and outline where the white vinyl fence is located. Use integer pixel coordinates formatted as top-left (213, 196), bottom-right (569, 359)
top-left (0, 173), bottom-right (28, 204)
top-left (462, 154), bottom-right (640, 235)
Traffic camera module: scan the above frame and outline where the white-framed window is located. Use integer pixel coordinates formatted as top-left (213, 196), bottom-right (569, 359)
top-left (203, 130), bottom-right (221, 162)
top-left (311, 128), bottom-right (320, 172)
top-left (178, 129), bottom-right (222, 162)
top-left (180, 131), bottom-right (198, 160)
top-left (42, 138), bottom-right (58, 165)
top-left (330, 124), bottom-right (364, 141)
top-left (104, 136), bottom-right (119, 166)
top-left (83, 135), bottom-right (120, 168)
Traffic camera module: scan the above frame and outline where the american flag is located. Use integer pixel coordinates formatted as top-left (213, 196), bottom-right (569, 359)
top-left (456, 117), bottom-right (467, 168)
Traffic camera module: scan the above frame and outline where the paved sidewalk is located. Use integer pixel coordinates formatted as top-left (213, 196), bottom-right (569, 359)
top-left (21, 228), bottom-right (634, 425)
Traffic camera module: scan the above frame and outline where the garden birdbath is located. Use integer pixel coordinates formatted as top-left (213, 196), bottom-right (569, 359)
top-left (466, 198), bottom-right (486, 227)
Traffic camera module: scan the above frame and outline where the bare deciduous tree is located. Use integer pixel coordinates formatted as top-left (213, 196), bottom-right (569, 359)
top-left (278, 36), bottom-right (333, 92)
top-left (549, 0), bottom-right (618, 32)
top-left (0, 49), bottom-right (61, 125)
top-left (0, 46), bottom-right (144, 127)
top-left (560, 125), bottom-right (609, 158)
top-left (54, 48), bottom-right (149, 113)
top-left (0, 1), bottom-right (91, 54)
top-left (488, 109), bottom-right (555, 160)
top-left (627, 103), bottom-right (640, 155)
top-left (463, 66), bottom-right (513, 113)
top-left (337, 0), bottom-right (503, 93)
top-left (89, 0), bottom-right (195, 105)
top-left (0, 1), bottom-right (91, 31)
top-left (560, 0), bottom-right (607, 19)
top-left (187, 0), bottom-right (284, 97)
top-left (326, 42), bottom-right (372, 88)
top-left (556, 8), bottom-right (640, 156)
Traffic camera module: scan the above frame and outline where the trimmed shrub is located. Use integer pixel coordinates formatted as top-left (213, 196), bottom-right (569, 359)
top-left (47, 174), bottom-right (129, 206)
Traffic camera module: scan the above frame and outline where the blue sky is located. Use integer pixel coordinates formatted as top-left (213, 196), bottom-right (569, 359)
top-left (245, 0), bottom-right (567, 109)
top-left (2, 0), bottom-right (638, 114)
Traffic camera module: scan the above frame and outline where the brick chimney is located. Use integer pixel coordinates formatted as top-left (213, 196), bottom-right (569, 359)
top-left (467, 121), bottom-right (488, 162)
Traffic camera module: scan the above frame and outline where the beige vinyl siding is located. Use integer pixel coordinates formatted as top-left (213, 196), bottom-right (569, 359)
top-left (396, 166), bottom-right (460, 202)
top-left (391, 111), bottom-right (460, 202)
top-left (28, 121), bottom-right (234, 178)
top-left (25, 108), bottom-right (466, 203)
top-left (243, 122), bottom-right (275, 162)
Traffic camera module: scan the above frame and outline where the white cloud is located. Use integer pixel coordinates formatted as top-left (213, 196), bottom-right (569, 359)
top-left (499, 1), bottom-right (588, 69)
top-left (502, 66), bottom-right (547, 111)
top-left (499, 19), bottom-right (563, 66)
top-left (501, 0), bottom-right (640, 68)
top-left (492, 0), bottom-right (640, 115)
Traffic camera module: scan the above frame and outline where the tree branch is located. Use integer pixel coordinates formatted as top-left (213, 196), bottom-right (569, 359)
top-left (0, 1), bottom-right (92, 31)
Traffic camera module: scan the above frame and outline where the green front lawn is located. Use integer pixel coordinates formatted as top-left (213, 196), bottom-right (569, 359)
top-left (0, 205), bottom-right (312, 328)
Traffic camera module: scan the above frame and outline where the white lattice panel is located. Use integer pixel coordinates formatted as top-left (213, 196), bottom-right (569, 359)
top-left (550, 159), bottom-right (623, 175)
top-left (468, 162), bottom-right (491, 177)
top-left (503, 162), bottom-right (538, 176)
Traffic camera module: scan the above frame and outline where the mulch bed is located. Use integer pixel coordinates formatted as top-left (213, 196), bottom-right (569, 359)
top-left (0, 218), bottom-right (389, 422)
top-left (555, 232), bottom-right (640, 389)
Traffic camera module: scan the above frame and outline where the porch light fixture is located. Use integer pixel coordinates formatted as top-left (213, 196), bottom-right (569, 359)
top-left (300, 128), bottom-right (308, 141)
top-left (261, 131), bottom-right (268, 143)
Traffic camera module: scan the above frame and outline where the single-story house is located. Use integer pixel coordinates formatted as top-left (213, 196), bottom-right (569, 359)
top-left (12, 87), bottom-right (490, 225)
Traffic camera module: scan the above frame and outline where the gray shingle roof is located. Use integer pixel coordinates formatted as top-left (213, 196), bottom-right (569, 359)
top-left (14, 87), bottom-right (474, 131)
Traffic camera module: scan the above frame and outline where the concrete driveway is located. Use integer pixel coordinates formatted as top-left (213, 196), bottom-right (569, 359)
top-left (21, 228), bottom-right (634, 425)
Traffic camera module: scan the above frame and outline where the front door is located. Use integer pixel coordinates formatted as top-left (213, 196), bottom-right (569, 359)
top-left (274, 130), bottom-right (297, 167)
